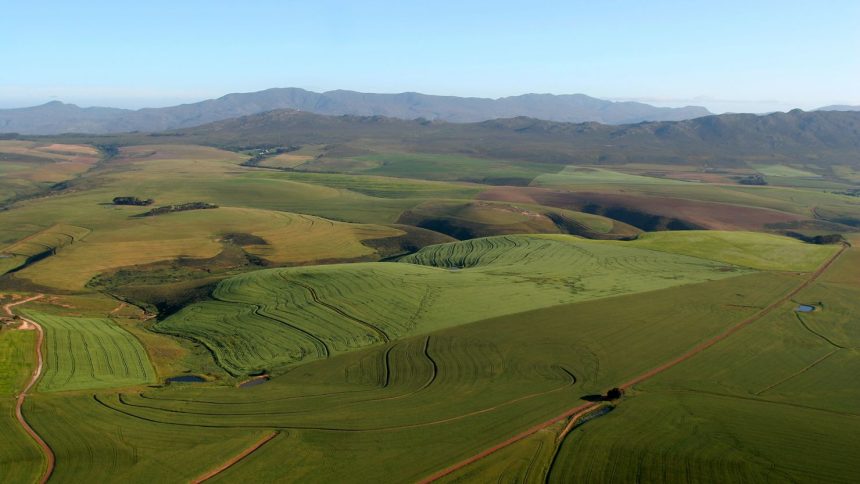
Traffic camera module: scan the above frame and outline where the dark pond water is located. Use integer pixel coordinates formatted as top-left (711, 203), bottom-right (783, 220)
top-left (796, 305), bottom-right (816, 313)
top-left (166, 375), bottom-right (206, 383)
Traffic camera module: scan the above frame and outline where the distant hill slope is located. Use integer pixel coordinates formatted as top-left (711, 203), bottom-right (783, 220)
top-left (0, 88), bottom-right (710, 134)
top-left (163, 108), bottom-right (860, 167)
top-left (817, 105), bottom-right (860, 112)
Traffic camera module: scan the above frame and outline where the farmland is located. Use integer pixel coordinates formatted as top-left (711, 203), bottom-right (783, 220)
top-left (157, 234), bottom-right (745, 375)
top-left (19, 311), bottom-right (156, 392)
top-left (0, 131), bottom-right (858, 483)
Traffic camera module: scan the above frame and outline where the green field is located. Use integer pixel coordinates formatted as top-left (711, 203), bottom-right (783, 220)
top-left (755, 164), bottom-right (821, 177)
top-left (158, 234), bottom-right (746, 375)
top-left (0, 329), bottom-right (35, 394)
top-left (0, 135), bottom-right (857, 483)
top-left (22, 312), bottom-right (156, 392)
top-left (629, 230), bottom-right (838, 271)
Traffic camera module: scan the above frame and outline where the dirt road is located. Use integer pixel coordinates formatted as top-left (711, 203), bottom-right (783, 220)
top-left (417, 244), bottom-right (848, 483)
top-left (6, 294), bottom-right (55, 484)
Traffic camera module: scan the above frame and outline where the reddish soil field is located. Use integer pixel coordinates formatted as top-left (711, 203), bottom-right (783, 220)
top-left (478, 186), bottom-right (806, 231)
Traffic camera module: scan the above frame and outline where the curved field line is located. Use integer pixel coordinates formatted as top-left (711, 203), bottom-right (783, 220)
top-left (417, 244), bottom-right (848, 483)
top-left (192, 431), bottom-right (280, 483)
top-left (4, 294), bottom-right (55, 484)
top-left (97, 371), bottom-right (578, 433)
top-left (287, 278), bottom-right (391, 343)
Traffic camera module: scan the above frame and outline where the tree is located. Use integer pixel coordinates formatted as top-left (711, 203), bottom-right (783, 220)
top-left (606, 387), bottom-right (624, 400)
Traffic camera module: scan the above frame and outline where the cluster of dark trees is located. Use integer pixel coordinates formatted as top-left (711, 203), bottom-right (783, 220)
top-left (112, 196), bottom-right (154, 206)
top-left (138, 202), bottom-right (218, 217)
top-left (785, 232), bottom-right (846, 245)
top-left (737, 174), bottom-right (767, 185)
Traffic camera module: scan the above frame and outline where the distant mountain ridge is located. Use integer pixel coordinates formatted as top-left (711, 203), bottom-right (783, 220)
top-left (817, 105), bottom-right (860, 112)
top-left (163, 108), bottom-right (860, 167)
top-left (0, 88), bottom-right (711, 135)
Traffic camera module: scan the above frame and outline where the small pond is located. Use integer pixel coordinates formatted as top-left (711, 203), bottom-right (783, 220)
top-left (795, 305), bottom-right (816, 313)
top-left (166, 375), bottom-right (206, 383)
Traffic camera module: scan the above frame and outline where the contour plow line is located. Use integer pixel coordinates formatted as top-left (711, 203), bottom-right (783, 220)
top-left (6, 294), bottom-right (55, 484)
top-left (417, 244), bottom-right (848, 483)
top-left (192, 431), bottom-right (280, 483)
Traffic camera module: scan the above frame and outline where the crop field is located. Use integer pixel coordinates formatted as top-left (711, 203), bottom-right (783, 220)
top-left (158, 234), bottom-right (748, 375)
top-left (0, 135), bottom-right (858, 483)
top-left (531, 165), bottom-right (689, 187)
top-left (396, 200), bottom-right (635, 239)
top-left (24, 270), bottom-right (801, 482)
top-left (628, 230), bottom-right (838, 271)
top-left (0, 141), bottom-right (101, 204)
top-left (754, 164), bottom-right (821, 177)
top-left (2, 206), bottom-right (402, 290)
top-left (20, 311), bottom-right (156, 392)
top-left (304, 152), bottom-right (565, 185)
top-left (0, 329), bottom-right (35, 394)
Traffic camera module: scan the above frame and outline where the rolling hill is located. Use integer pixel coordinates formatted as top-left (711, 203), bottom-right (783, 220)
top-left (151, 108), bottom-right (860, 168)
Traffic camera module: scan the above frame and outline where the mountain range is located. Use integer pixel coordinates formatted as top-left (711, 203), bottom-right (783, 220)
top-left (49, 107), bottom-right (857, 170)
top-left (0, 88), bottom-right (712, 135)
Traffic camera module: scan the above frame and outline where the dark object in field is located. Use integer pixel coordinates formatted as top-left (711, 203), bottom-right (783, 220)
top-left (581, 387), bottom-right (625, 402)
top-left (737, 174), bottom-right (768, 185)
top-left (112, 196), bottom-right (154, 206)
top-left (138, 202), bottom-right (218, 217)
top-left (784, 232), bottom-right (845, 245)
top-left (166, 375), bottom-right (206, 383)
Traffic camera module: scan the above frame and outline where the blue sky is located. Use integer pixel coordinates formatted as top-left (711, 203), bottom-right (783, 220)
top-left (1, 0), bottom-right (858, 113)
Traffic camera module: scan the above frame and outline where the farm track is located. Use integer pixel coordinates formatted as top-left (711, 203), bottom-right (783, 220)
top-left (417, 244), bottom-right (848, 483)
top-left (192, 431), bottom-right (280, 483)
top-left (4, 294), bottom-right (55, 484)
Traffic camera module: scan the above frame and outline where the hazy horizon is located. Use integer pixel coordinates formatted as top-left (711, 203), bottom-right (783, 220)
top-left (2, 0), bottom-right (859, 114)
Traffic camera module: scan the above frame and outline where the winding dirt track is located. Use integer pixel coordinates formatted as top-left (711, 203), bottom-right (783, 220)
top-left (192, 431), bottom-right (280, 483)
top-left (417, 244), bottom-right (848, 483)
top-left (4, 294), bottom-right (55, 484)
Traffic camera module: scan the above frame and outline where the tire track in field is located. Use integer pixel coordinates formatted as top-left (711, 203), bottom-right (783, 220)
top-left (192, 431), bottom-right (280, 483)
top-left (753, 349), bottom-right (840, 395)
top-left (98, 371), bottom-right (578, 432)
top-left (417, 244), bottom-right (848, 483)
top-left (248, 303), bottom-right (330, 358)
top-left (288, 279), bottom-right (391, 344)
top-left (4, 294), bottom-right (55, 484)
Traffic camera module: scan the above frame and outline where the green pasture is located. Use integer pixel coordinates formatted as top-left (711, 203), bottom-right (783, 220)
top-left (327, 152), bottom-right (563, 185)
top-left (0, 400), bottom-right (44, 484)
top-left (755, 164), bottom-right (821, 177)
top-left (629, 231), bottom-right (838, 271)
top-left (0, 329), bottom-right (35, 395)
top-left (29, 272), bottom-right (798, 482)
top-left (531, 165), bottom-right (689, 187)
top-left (22, 311), bottom-right (156, 392)
top-left (159, 234), bottom-right (747, 375)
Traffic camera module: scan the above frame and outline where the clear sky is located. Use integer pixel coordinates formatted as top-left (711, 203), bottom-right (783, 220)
top-left (2, 0), bottom-right (858, 113)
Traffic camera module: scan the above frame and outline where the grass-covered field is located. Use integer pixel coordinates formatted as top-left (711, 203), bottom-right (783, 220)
top-left (21, 311), bottom-right (156, 392)
top-left (0, 137), bottom-right (857, 483)
top-left (28, 270), bottom-right (803, 482)
top-left (0, 329), bottom-right (35, 394)
top-left (629, 230), bottom-right (839, 271)
top-left (158, 234), bottom-right (745, 375)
